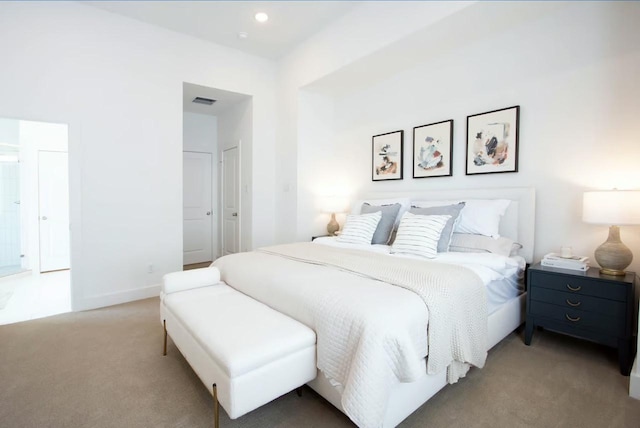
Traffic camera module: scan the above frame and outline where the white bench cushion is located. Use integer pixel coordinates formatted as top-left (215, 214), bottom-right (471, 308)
top-left (162, 266), bottom-right (219, 295)
top-left (164, 284), bottom-right (316, 378)
top-left (161, 283), bottom-right (317, 419)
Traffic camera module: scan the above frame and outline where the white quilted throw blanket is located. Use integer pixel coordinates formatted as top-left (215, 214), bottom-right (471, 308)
top-left (214, 243), bottom-right (487, 428)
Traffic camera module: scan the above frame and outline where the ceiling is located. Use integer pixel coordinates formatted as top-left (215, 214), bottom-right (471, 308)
top-left (86, 1), bottom-right (357, 59)
top-left (183, 82), bottom-right (250, 116)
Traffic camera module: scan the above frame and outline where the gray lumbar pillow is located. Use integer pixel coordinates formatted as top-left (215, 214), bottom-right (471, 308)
top-left (360, 202), bottom-right (402, 245)
top-left (409, 202), bottom-right (466, 252)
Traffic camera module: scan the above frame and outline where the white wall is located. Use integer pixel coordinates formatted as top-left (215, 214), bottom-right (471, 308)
top-left (183, 112), bottom-right (218, 154)
top-left (0, 118), bottom-right (19, 146)
top-left (296, 91), bottom-right (338, 236)
top-left (289, 2), bottom-right (640, 275)
top-left (275, 1), bottom-right (473, 243)
top-left (0, 2), bottom-right (277, 310)
top-left (217, 99), bottom-right (254, 252)
top-left (183, 112), bottom-right (218, 259)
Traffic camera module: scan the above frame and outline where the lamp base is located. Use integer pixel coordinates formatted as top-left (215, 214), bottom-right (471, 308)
top-left (599, 267), bottom-right (627, 277)
top-left (594, 225), bottom-right (632, 277)
top-left (327, 213), bottom-right (339, 236)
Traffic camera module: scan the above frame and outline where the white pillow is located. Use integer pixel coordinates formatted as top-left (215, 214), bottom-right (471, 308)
top-left (412, 199), bottom-right (511, 238)
top-left (449, 233), bottom-right (522, 257)
top-left (336, 211), bottom-right (382, 245)
top-left (391, 212), bottom-right (451, 259)
top-left (350, 197), bottom-right (411, 229)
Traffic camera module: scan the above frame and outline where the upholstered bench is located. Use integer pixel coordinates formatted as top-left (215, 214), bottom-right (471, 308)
top-left (160, 267), bottom-right (317, 426)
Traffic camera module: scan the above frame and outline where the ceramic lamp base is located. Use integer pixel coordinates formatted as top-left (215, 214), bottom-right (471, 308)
top-left (594, 225), bottom-right (632, 277)
top-left (327, 213), bottom-right (339, 236)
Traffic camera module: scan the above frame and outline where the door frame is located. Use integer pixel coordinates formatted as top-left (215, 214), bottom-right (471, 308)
top-left (219, 142), bottom-right (241, 256)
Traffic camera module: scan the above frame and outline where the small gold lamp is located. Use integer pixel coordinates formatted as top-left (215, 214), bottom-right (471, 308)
top-left (582, 190), bottom-right (640, 276)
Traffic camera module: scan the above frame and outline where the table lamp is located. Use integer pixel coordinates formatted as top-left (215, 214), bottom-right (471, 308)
top-left (582, 190), bottom-right (640, 276)
top-left (322, 196), bottom-right (346, 236)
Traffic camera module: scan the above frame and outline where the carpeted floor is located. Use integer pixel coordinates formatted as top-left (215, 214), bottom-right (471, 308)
top-left (1, 297), bottom-right (639, 428)
top-left (184, 262), bottom-right (213, 271)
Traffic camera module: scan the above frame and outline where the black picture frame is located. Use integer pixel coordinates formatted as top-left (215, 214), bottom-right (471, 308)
top-left (466, 105), bottom-right (520, 175)
top-left (372, 130), bottom-right (403, 181)
top-left (412, 119), bottom-right (453, 179)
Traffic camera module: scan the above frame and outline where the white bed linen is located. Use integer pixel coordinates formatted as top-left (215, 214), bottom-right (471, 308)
top-left (214, 250), bottom-right (430, 428)
top-left (314, 236), bottom-right (525, 283)
top-left (485, 275), bottom-right (524, 314)
top-left (314, 236), bottom-right (391, 254)
top-left (314, 236), bottom-right (525, 315)
top-left (214, 243), bottom-right (488, 428)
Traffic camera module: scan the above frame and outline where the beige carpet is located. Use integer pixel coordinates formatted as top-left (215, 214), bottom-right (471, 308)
top-left (1, 297), bottom-right (639, 428)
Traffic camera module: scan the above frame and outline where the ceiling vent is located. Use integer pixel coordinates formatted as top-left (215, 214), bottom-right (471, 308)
top-left (192, 97), bottom-right (216, 105)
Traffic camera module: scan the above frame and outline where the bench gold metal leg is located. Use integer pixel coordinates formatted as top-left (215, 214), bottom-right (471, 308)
top-left (163, 320), bottom-right (167, 356)
top-left (213, 383), bottom-right (219, 428)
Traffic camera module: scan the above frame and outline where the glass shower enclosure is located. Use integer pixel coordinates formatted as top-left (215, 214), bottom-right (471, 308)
top-left (0, 118), bottom-right (23, 278)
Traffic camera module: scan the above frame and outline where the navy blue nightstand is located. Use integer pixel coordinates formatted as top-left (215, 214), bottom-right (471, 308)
top-left (525, 263), bottom-right (636, 375)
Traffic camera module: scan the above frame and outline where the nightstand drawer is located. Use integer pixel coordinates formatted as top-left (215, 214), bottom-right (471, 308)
top-left (529, 271), bottom-right (627, 301)
top-left (530, 287), bottom-right (626, 318)
top-left (529, 301), bottom-right (624, 336)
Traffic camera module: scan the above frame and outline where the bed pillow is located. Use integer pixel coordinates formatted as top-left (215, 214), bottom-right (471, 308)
top-left (391, 212), bottom-right (451, 259)
top-left (448, 233), bottom-right (522, 257)
top-left (336, 211), bottom-right (382, 245)
top-left (360, 203), bottom-right (402, 244)
top-left (412, 199), bottom-right (511, 238)
top-left (409, 203), bottom-right (465, 252)
top-left (350, 197), bottom-right (410, 229)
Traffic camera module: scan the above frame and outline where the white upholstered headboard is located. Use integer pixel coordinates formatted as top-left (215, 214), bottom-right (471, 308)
top-left (357, 187), bottom-right (536, 263)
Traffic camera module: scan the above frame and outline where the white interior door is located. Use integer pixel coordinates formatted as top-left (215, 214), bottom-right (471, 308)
top-left (183, 151), bottom-right (213, 265)
top-left (38, 151), bottom-right (70, 273)
top-left (222, 147), bottom-right (239, 255)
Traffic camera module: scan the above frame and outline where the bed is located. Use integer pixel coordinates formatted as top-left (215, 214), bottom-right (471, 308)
top-left (213, 187), bottom-right (535, 428)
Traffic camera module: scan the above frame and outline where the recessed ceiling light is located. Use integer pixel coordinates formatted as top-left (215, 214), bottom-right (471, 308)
top-left (237, 32), bottom-right (248, 40)
top-left (254, 12), bottom-right (269, 23)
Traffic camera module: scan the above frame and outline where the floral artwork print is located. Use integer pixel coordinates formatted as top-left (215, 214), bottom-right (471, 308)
top-left (466, 106), bottom-right (519, 175)
top-left (413, 120), bottom-right (453, 178)
top-left (372, 130), bottom-right (403, 181)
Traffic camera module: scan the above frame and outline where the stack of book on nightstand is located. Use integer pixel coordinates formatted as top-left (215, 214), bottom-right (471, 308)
top-left (541, 253), bottom-right (590, 271)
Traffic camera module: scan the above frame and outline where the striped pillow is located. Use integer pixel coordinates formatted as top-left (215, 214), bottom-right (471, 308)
top-left (391, 212), bottom-right (451, 259)
top-left (337, 211), bottom-right (382, 245)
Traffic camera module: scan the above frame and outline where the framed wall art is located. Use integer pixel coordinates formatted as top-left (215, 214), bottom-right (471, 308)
top-left (372, 130), bottom-right (403, 181)
top-left (413, 119), bottom-right (453, 178)
top-left (466, 105), bottom-right (520, 175)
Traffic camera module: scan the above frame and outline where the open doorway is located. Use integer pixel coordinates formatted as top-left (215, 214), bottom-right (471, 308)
top-left (0, 118), bottom-right (71, 325)
top-left (182, 82), bottom-right (250, 270)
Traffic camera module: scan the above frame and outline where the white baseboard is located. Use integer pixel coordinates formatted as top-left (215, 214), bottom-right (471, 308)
top-left (630, 356), bottom-right (640, 400)
top-left (73, 283), bottom-right (160, 312)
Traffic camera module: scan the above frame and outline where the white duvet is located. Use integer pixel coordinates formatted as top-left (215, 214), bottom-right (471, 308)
top-left (313, 236), bottom-right (525, 285)
top-left (214, 242), bottom-right (489, 428)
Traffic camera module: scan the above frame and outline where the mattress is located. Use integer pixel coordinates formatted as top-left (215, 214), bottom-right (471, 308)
top-left (313, 236), bottom-right (525, 315)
